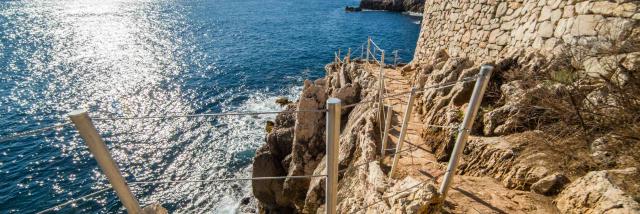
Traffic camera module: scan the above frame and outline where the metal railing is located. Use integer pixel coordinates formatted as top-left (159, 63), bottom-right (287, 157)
top-left (1, 37), bottom-right (494, 213)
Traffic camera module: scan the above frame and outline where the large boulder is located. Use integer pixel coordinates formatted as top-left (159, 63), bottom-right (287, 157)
top-left (531, 173), bottom-right (570, 196)
top-left (555, 168), bottom-right (640, 213)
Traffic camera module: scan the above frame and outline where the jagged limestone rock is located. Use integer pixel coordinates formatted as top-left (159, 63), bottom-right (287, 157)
top-left (252, 105), bottom-right (297, 212)
top-left (387, 176), bottom-right (438, 214)
top-left (555, 168), bottom-right (640, 213)
top-left (284, 79), bottom-right (328, 209)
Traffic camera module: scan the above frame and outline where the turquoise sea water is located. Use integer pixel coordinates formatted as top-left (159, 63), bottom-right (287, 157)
top-left (0, 0), bottom-right (420, 212)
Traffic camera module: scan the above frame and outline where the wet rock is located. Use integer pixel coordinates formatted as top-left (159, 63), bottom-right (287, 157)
top-left (265, 120), bottom-right (274, 133)
top-left (345, 6), bottom-right (362, 12)
top-left (237, 197), bottom-right (258, 214)
top-left (252, 145), bottom-right (294, 212)
top-left (275, 97), bottom-right (292, 106)
top-left (141, 203), bottom-right (168, 214)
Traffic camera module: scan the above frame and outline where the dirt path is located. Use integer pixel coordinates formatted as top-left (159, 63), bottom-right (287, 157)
top-left (362, 62), bottom-right (558, 213)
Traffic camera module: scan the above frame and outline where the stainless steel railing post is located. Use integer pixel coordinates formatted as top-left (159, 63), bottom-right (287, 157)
top-left (325, 98), bottom-right (341, 214)
top-left (381, 105), bottom-right (393, 156)
top-left (438, 65), bottom-right (493, 200)
top-left (389, 87), bottom-right (416, 177)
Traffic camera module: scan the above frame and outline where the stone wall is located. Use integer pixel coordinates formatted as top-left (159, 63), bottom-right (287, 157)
top-left (413, 0), bottom-right (639, 65)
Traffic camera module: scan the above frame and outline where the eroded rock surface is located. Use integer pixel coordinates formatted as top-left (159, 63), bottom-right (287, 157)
top-left (555, 168), bottom-right (640, 213)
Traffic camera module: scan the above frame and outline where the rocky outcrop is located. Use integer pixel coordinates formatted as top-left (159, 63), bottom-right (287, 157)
top-left (283, 79), bottom-right (329, 209)
top-left (555, 168), bottom-right (640, 213)
top-left (252, 104), bottom-right (297, 212)
top-left (403, 0), bottom-right (639, 212)
top-left (252, 61), bottom-right (396, 213)
top-left (359, 0), bottom-right (425, 13)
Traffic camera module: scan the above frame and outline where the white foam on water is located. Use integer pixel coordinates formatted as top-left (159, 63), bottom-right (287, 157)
top-left (131, 84), bottom-right (303, 213)
top-left (403, 11), bottom-right (424, 17)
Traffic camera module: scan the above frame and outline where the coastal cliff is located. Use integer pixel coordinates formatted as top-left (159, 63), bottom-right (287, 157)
top-left (251, 0), bottom-right (639, 213)
top-left (359, 0), bottom-right (425, 13)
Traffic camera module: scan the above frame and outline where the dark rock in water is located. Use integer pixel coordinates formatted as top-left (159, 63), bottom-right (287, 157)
top-left (241, 197), bottom-right (251, 205)
top-left (236, 196), bottom-right (259, 214)
top-left (265, 121), bottom-right (274, 133)
top-left (359, 0), bottom-right (424, 13)
top-left (275, 97), bottom-right (291, 106)
top-left (345, 6), bottom-right (362, 12)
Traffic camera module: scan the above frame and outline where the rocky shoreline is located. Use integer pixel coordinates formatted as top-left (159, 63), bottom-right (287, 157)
top-left (359, 0), bottom-right (425, 13)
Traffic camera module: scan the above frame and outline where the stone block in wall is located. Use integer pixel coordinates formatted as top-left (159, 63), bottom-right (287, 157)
top-left (543, 38), bottom-right (558, 51)
top-left (575, 1), bottom-right (592, 15)
top-left (509, 2), bottom-right (521, 10)
top-left (501, 20), bottom-right (515, 30)
top-left (547, 0), bottom-right (562, 10)
top-left (553, 18), bottom-right (570, 38)
top-left (512, 25), bottom-right (525, 41)
top-left (496, 2), bottom-right (508, 17)
top-left (571, 15), bottom-right (602, 36)
top-left (550, 9), bottom-right (562, 23)
top-left (591, 1), bottom-right (637, 18)
top-left (496, 33), bottom-right (509, 46)
top-left (488, 29), bottom-right (503, 43)
top-left (532, 37), bottom-right (543, 49)
top-left (597, 17), bottom-right (635, 43)
top-left (562, 5), bottom-right (574, 18)
top-left (540, 5), bottom-right (553, 21)
top-left (537, 21), bottom-right (555, 38)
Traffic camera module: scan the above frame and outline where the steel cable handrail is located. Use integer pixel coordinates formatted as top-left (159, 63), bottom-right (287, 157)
top-left (1, 75), bottom-right (478, 142)
top-left (0, 122), bottom-right (72, 143)
top-left (129, 174), bottom-right (328, 185)
top-left (35, 174), bottom-right (329, 213)
top-left (369, 40), bottom-right (383, 52)
top-left (92, 109), bottom-right (327, 121)
top-left (36, 187), bottom-right (112, 214)
top-left (367, 49), bottom-right (381, 64)
top-left (342, 74), bottom-right (478, 110)
top-left (339, 146), bottom-right (414, 174)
